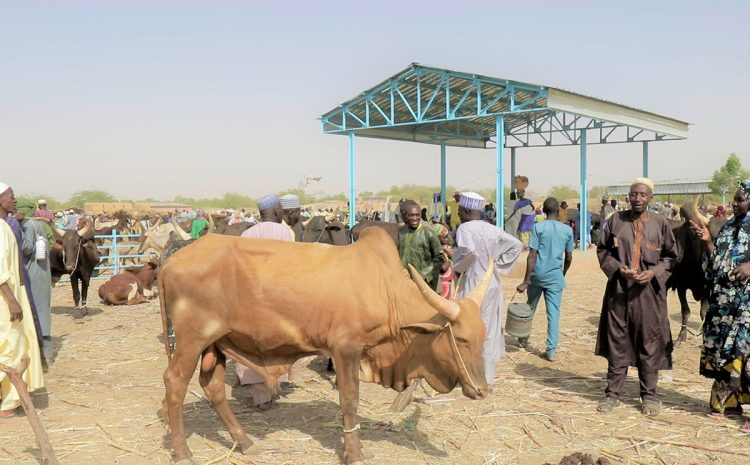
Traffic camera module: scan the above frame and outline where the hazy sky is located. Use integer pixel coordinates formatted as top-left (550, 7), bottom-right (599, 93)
top-left (2, 1), bottom-right (748, 201)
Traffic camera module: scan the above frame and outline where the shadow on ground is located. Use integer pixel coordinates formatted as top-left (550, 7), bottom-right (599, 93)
top-left (162, 396), bottom-right (444, 463)
top-left (512, 362), bottom-right (708, 416)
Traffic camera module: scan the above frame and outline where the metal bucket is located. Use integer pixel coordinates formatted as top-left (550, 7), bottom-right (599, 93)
top-left (505, 301), bottom-right (534, 338)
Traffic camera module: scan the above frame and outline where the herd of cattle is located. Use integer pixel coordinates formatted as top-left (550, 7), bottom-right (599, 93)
top-left (48, 199), bottom-right (726, 338)
top-left (40, 198), bottom-right (727, 464)
top-left (47, 212), bottom-right (348, 313)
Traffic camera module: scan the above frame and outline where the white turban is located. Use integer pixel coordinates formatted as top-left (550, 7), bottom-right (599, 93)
top-left (631, 177), bottom-right (654, 192)
top-left (0, 182), bottom-right (9, 196)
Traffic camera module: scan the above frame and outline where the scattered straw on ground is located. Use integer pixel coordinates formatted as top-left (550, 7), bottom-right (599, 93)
top-left (1, 250), bottom-right (748, 464)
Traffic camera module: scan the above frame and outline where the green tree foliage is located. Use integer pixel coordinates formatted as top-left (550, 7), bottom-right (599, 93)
top-left (14, 194), bottom-right (63, 211)
top-left (710, 153), bottom-right (749, 196)
top-left (547, 185), bottom-right (579, 200)
top-left (588, 185), bottom-right (608, 200)
top-left (66, 190), bottom-right (116, 208)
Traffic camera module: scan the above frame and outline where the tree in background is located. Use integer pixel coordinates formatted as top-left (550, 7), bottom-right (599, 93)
top-left (548, 185), bottom-right (579, 200)
top-left (66, 190), bottom-right (116, 208)
top-left (709, 153), bottom-right (749, 200)
top-left (588, 185), bottom-right (608, 200)
top-left (14, 194), bottom-right (63, 211)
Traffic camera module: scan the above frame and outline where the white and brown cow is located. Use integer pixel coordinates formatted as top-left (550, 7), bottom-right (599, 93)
top-left (98, 261), bottom-right (159, 305)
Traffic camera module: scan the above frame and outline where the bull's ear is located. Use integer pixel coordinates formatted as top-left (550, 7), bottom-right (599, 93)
top-left (400, 322), bottom-right (446, 334)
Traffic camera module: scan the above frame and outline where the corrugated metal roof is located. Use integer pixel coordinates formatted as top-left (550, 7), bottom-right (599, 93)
top-left (321, 63), bottom-right (689, 148)
top-left (607, 180), bottom-right (711, 196)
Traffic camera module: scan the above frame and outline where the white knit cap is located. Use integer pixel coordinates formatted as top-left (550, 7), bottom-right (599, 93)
top-left (459, 192), bottom-right (485, 211)
top-left (279, 194), bottom-right (301, 209)
top-left (0, 182), bottom-right (9, 196)
top-left (631, 177), bottom-right (655, 192)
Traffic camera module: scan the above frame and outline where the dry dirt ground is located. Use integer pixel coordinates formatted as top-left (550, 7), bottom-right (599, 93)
top-left (2, 249), bottom-right (750, 465)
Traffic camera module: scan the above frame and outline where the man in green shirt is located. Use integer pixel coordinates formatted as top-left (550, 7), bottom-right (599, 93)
top-left (398, 200), bottom-right (445, 290)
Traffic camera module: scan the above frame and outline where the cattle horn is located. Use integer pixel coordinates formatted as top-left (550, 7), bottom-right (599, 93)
top-left (465, 260), bottom-right (495, 309)
top-left (407, 264), bottom-right (460, 320)
top-left (688, 195), bottom-right (710, 227)
top-left (52, 224), bottom-right (66, 239)
top-left (77, 221), bottom-right (93, 238)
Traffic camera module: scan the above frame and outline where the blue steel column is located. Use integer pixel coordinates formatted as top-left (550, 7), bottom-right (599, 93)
top-left (579, 129), bottom-right (588, 251)
top-left (496, 115), bottom-right (505, 228)
top-left (440, 142), bottom-right (447, 218)
top-left (510, 147), bottom-right (517, 194)
top-left (348, 132), bottom-right (356, 230)
top-left (642, 141), bottom-right (649, 178)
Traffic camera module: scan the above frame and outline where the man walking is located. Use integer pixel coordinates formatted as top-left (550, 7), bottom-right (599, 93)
top-left (453, 192), bottom-right (523, 386)
top-left (595, 178), bottom-right (677, 416)
top-left (516, 198), bottom-right (574, 362)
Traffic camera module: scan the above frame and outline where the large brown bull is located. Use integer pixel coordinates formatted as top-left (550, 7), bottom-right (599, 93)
top-left (158, 228), bottom-right (491, 464)
top-left (49, 220), bottom-right (101, 317)
top-left (667, 199), bottom-right (727, 345)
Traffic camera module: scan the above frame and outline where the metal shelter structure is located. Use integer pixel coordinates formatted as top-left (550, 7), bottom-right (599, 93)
top-left (321, 63), bottom-right (689, 250)
top-left (608, 180), bottom-right (711, 197)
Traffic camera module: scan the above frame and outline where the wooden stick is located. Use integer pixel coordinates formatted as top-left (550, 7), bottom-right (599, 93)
top-left (613, 434), bottom-right (750, 457)
top-left (389, 379), bottom-right (418, 412)
top-left (0, 357), bottom-right (60, 465)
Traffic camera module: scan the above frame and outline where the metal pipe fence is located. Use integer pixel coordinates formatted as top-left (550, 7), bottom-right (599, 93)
top-left (57, 231), bottom-right (156, 283)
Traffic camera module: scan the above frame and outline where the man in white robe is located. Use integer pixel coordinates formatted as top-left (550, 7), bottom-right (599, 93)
top-left (0, 182), bottom-right (44, 415)
top-left (453, 192), bottom-right (523, 386)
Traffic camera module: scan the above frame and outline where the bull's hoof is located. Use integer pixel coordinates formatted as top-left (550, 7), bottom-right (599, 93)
top-left (240, 443), bottom-right (263, 456)
top-left (675, 329), bottom-right (688, 348)
top-left (174, 459), bottom-right (199, 465)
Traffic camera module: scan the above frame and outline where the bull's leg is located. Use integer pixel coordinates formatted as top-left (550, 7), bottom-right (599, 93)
top-left (700, 298), bottom-right (708, 322)
top-left (163, 347), bottom-right (202, 464)
top-left (676, 288), bottom-right (689, 347)
top-left (80, 276), bottom-right (90, 308)
top-left (70, 275), bottom-right (81, 307)
top-left (198, 345), bottom-right (258, 455)
top-left (333, 351), bottom-right (365, 465)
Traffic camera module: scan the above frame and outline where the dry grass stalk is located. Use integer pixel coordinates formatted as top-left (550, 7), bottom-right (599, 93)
top-left (613, 434), bottom-right (750, 457)
top-left (522, 423), bottom-right (543, 448)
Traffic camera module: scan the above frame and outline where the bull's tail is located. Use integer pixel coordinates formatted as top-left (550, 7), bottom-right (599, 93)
top-left (157, 270), bottom-right (172, 360)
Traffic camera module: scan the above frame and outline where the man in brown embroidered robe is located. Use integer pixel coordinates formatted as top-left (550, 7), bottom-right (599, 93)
top-left (595, 178), bottom-right (678, 416)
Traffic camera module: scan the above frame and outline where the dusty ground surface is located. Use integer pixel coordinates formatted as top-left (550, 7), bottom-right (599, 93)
top-left (2, 249), bottom-right (750, 465)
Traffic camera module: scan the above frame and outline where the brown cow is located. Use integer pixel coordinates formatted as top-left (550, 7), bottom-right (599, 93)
top-left (98, 261), bottom-right (159, 305)
top-left (158, 228), bottom-right (491, 465)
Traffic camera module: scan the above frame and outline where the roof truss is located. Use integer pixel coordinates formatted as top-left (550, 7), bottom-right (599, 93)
top-left (321, 64), bottom-right (688, 148)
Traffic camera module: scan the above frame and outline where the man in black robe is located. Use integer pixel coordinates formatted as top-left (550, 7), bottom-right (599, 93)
top-left (595, 178), bottom-right (677, 416)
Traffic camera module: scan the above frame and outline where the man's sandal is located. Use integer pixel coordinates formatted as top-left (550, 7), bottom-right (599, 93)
top-left (597, 397), bottom-right (619, 413)
top-left (641, 399), bottom-right (663, 416)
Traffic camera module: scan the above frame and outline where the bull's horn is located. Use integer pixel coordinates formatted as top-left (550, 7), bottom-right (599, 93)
top-left (77, 222), bottom-right (93, 238)
top-left (465, 260), bottom-right (495, 308)
top-left (689, 195), bottom-right (710, 227)
top-left (407, 264), bottom-right (460, 320)
top-left (52, 224), bottom-right (66, 239)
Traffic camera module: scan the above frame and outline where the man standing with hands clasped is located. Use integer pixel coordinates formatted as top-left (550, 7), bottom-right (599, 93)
top-left (516, 197), bottom-right (574, 362)
top-left (595, 178), bottom-right (677, 416)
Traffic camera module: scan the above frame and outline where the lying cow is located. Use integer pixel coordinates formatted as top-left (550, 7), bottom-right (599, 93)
top-left (159, 227), bottom-right (491, 465)
top-left (98, 261), bottom-right (159, 305)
